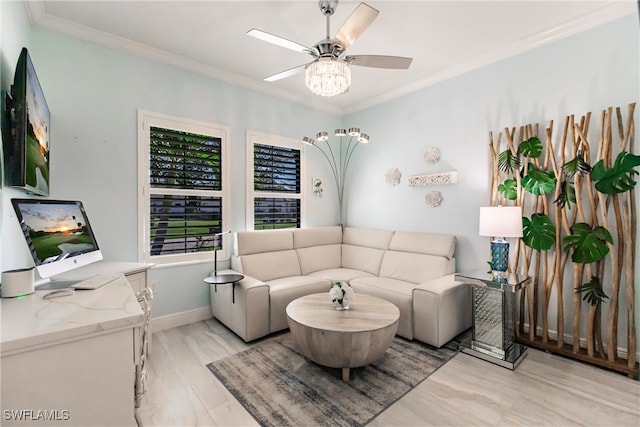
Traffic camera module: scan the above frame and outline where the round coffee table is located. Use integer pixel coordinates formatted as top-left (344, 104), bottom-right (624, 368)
top-left (286, 293), bottom-right (400, 382)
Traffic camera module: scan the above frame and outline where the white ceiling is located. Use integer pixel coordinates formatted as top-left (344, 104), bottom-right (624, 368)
top-left (25, 1), bottom-right (636, 114)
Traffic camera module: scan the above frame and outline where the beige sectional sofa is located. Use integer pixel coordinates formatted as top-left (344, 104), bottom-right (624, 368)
top-left (209, 226), bottom-right (472, 348)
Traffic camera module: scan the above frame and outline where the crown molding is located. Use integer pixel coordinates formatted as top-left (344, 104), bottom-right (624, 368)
top-left (344, 1), bottom-right (638, 114)
top-left (24, 1), bottom-right (343, 115)
top-left (26, 1), bottom-right (636, 117)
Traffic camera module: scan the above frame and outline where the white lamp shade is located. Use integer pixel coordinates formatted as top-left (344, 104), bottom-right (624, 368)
top-left (479, 206), bottom-right (523, 238)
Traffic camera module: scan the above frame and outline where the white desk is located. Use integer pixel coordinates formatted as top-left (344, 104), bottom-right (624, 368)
top-left (0, 263), bottom-right (150, 426)
top-left (55, 261), bottom-right (155, 353)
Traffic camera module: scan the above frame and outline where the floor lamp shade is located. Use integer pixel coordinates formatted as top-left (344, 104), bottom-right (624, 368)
top-left (479, 206), bottom-right (523, 275)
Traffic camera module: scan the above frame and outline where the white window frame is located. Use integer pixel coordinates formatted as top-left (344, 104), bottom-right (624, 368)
top-left (137, 110), bottom-right (230, 266)
top-left (246, 130), bottom-right (306, 231)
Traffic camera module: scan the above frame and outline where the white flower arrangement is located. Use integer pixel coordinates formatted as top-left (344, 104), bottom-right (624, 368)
top-left (329, 281), bottom-right (354, 310)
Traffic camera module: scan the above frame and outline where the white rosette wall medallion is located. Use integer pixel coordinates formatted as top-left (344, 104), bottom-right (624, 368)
top-left (424, 147), bottom-right (440, 164)
top-left (425, 191), bottom-right (442, 207)
top-left (385, 168), bottom-right (401, 186)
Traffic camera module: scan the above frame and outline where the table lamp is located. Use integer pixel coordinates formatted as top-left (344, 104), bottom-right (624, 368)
top-left (479, 206), bottom-right (523, 278)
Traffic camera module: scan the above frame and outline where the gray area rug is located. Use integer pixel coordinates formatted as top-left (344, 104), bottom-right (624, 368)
top-left (207, 333), bottom-right (460, 427)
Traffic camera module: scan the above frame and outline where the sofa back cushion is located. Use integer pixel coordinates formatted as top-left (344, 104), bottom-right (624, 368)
top-left (234, 229), bottom-right (294, 255)
top-left (241, 250), bottom-right (301, 282)
top-left (234, 229), bottom-right (301, 281)
top-left (341, 227), bottom-right (394, 275)
top-left (343, 227), bottom-right (394, 249)
top-left (379, 252), bottom-right (453, 283)
top-left (294, 227), bottom-right (343, 275)
top-left (389, 231), bottom-right (456, 259)
top-left (293, 226), bottom-right (342, 248)
top-left (379, 231), bottom-right (456, 283)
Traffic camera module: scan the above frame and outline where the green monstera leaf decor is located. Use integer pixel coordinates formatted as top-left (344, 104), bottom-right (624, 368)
top-left (591, 151), bottom-right (640, 194)
top-left (498, 179), bottom-right (518, 201)
top-left (522, 213), bottom-right (556, 250)
top-left (518, 137), bottom-right (543, 158)
top-left (562, 223), bottom-right (613, 264)
top-left (521, 164), bottom-right (557, 196)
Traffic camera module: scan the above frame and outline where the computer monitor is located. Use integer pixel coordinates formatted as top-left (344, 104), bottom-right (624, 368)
top-left (11, 198), bottom-right (103, 288)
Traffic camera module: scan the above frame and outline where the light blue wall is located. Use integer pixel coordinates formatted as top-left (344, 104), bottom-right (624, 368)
top-left (1, 2), bottom-right (638, 329)
top-left (345, 14), bottom-right (640, 275)
top-left (0, 2), bottom-right (340, 317)
top-left (1, 0), bottom-right (34, 278)
top-left (344, 13), bottom-right (639, 345)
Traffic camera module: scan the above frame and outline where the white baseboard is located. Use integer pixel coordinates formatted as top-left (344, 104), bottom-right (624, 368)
top-left (151, 307), bottom-right (212, 333)
top-left (522, 323), bottom-right (640, 360)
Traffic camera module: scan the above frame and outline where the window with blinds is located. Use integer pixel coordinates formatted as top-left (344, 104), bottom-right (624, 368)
top-left (247, 133), bottom-right (305, 230)
top-left (150, 127), bottom-right (222, 191)
top-left (138, 111), bottom-right (229, 264)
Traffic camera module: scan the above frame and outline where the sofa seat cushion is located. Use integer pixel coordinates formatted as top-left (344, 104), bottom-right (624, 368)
top-left (268, 276), bottom-right (332, 333)
top-left (349, 276), bottom-right (415, 339)
top-left (307, 268), bottom-right (375, 283)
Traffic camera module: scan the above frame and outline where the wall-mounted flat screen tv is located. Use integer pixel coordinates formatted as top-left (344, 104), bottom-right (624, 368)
top-left (4, 47), bottom-right (50, 196)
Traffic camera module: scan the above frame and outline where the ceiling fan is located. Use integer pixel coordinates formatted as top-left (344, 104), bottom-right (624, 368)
top-left (247, 0), bottom-right (413, 97)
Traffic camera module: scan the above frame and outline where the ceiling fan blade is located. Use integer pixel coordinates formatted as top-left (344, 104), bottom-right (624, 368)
top-left (334, 3), bottom-right (379, 50)
top-left (263, 64), bottom-right (307, 82)
top-left (346, 55), bottom-right (413, 69)
top-left (247, 29), bottom-right (311, 54)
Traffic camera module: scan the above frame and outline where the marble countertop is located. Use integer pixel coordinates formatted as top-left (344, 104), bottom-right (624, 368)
top-left (1, 274), bottom-right (144, 356)
top-left (54, 261), bottom-right (153, 280)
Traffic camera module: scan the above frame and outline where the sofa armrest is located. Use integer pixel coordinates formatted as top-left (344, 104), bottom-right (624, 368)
top-left (412, 274), bottom-right (472, 347)
top-left (209, 269), bottom-right (270, 342)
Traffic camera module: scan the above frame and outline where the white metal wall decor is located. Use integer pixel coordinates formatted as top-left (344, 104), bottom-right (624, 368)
top-left (424, 147), bottom-right (441, 164)
top-left (385, 168), bottom-right (402, 186)
top-left (425, 191), bottom-right (442, 207)
top-left (407, 170), bottom-right (458, 186)
top-left (312, 177), bottom-right (323, 197)
top-left (406, 147), bottom-right (456, 206)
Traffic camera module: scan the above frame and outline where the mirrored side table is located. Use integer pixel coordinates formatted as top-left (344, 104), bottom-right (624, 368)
top-left (455, 270), bottom-right (530, 370)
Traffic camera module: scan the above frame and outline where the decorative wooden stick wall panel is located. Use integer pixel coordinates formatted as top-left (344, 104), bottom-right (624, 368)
top-left (488, 102), bottom-right (638, 378)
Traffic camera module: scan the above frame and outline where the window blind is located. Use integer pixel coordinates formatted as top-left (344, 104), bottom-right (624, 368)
top-left (150, 127), bottom-right (222, 190)
top-left (149, 195), bottom-right (222, 256)
top-left (254, 143), bottom-right (300, 193)
top-left (252, 143), bottom-right (301, 229)
top-left (254, 197), bottom-right (301, 230)
top-left (148, 126), bottom-right (223, 256)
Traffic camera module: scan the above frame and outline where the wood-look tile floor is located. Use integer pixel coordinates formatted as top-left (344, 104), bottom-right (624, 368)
top-left (135, 319), bottom-right (640, 426)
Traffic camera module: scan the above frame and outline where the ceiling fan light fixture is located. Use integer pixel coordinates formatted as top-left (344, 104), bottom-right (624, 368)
top-left (305, 58), bottom-right (351, 97)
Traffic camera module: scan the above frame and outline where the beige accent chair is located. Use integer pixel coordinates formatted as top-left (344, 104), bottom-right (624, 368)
top-left (210, 226), bottom-right (471, 348)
